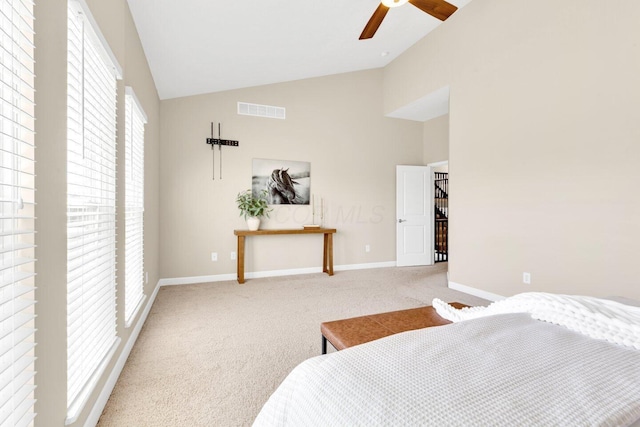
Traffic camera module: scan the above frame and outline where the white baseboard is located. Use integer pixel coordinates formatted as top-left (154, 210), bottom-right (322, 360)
top-left (159, 261), bottom-right (398, 287)
top-left (448, 281), bottom-right (504, 302)
top-left (158, 273), bottom-right (237, 286)
top-left (335, 261), bottom-right (396, 271)
top-left (83, 281), bottom-right (161, 427)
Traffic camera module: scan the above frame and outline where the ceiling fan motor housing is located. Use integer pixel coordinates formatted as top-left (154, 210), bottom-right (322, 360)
top-left (381, 0), bottom-right (408, 7)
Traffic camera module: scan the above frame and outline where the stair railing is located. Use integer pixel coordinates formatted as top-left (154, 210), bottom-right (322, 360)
top-left (434, 172), bottom-right (448, 262)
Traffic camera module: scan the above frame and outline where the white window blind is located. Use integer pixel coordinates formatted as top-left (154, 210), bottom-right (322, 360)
top-left (0, 0), bottom-right (36, 426)
top-left (66, 0), bottom-right (121, 422)
top-left (124, 88), bottom-right (146, 327)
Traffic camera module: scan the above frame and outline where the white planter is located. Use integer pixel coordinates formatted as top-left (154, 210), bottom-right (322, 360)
top-left (247, 217), bottom-right (260, 231)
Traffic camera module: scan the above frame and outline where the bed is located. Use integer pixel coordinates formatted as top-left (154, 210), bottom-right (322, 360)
top-left (253, 293), bottom-right (640, 426)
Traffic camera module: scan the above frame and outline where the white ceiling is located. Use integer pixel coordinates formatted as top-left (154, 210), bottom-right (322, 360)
top-left (127, 0), bottom-right (472, 102)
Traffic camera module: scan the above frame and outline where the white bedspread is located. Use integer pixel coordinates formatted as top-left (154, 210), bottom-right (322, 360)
top-left (433, 292), bottom-right (640, 350)
top-left (254, 312), bottom-right (640, 426)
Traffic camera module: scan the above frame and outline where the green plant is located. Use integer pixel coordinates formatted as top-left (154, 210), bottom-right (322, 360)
top-left (236, 189), bottom-right (272, 220)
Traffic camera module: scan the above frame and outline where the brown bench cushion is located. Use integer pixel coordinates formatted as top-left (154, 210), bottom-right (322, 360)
top-left (321, 302), bottom-right (467, 351)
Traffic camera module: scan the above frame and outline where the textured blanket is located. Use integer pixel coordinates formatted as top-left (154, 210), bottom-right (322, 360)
top-left (433, 292), bottom-right (640, 350)
top-left (254, 310), bottom-right (640, 426)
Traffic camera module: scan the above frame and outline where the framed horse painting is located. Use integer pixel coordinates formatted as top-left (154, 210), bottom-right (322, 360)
top-left (252, 158), bottom-right (310, 205)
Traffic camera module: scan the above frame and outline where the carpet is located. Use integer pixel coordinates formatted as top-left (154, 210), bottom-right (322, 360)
top-left (97, 264), bottom-right (488, 426)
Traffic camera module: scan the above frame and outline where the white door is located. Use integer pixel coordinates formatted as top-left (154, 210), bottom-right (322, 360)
top-left (396, 165), bottom-right (433, 266)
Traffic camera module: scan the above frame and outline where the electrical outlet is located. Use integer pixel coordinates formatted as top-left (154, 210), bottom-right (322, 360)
top-left (230, 251), bottom-right (236, 260)
top-left (211, 252), bottom-right (218, 262)
top-left (523, 272), bottom-right (531, 284)
top-left (365, 245), bottom-right (370, 253)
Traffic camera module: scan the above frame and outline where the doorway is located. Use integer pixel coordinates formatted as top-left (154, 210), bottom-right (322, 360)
top-left (430, 162), bottom-right (448, 263)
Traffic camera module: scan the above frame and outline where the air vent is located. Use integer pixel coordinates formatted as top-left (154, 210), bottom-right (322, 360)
top-left (237, 102), bottom-right (286, 119)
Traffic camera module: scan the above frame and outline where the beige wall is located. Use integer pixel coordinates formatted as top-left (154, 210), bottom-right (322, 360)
top-left (32, 0), bottom-right (640, 423)
top-left (423, 114), bottom-right (449, 165)
top-left (159, 70), bottom-right (423, 279)
top-left (385, 0), bottom-right (640, 299)
top-left (34, 0), bottom-right (161, 425)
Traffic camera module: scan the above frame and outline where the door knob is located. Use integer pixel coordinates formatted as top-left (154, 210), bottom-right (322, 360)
top-left (398, 219), bottom-right (407, 223)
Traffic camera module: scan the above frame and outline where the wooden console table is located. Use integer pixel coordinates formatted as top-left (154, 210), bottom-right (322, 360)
top-left (233, 228), bottom-right (337, 284)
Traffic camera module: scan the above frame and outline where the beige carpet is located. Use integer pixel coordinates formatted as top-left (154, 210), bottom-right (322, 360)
top-left (97, 264), bottom-right (488, 426)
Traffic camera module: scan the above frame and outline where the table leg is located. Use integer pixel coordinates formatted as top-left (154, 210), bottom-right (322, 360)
top-left (322, 335), bottom-right (327, 355)
top-left (327, 233), bottom-right (334, 276)
top-left (237, 235), bottom-right (245, 284)
top-left (322, 232), bottom-right (334, 276)
top-left (323, 233), bottom-right (328, 274)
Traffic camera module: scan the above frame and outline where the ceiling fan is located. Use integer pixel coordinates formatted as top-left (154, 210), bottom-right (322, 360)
top-left (359, 0), bottom-right (458, 40)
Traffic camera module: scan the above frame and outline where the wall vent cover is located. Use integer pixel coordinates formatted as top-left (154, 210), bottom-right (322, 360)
top-left (237, 102), bottom-right (286, 119)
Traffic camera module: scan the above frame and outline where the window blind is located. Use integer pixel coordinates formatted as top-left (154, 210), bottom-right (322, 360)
top-left (0, 0), bottom-right (36, 426)
top-left (66, 0), bottom-right (121, 421)
top-left (124, 88), bottom-right (146, 327)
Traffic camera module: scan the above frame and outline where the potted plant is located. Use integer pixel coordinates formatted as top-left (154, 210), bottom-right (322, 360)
top-left (236, 189), bottom-right (272, 231)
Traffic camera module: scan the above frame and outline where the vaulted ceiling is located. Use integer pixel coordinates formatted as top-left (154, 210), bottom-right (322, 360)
top-left (127, 0), bottom-right (472, 100)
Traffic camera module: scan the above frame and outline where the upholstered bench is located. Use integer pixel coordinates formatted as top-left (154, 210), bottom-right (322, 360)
top-left (321, 302), bottom-right (467, 354)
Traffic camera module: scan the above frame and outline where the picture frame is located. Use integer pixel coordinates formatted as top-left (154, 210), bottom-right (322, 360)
top-left (252, 158), bottom-right (310, 205)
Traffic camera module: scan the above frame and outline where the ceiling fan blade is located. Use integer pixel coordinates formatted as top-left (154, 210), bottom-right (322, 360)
top-left (359, 3), bottom-right (390, 40)
top-left (408, 0), bottom-right (457, 21)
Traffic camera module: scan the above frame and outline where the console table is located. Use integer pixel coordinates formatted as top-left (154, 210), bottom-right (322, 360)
top-left (233, 228), bottom-right (337, 284)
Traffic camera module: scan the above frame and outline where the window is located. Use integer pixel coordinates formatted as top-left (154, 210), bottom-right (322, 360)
top-left (66, 0), bottom-right (122, 421)
top-left (124, 87), bottom-right (146, 327)
top-left (0, 0), bottom-right (36, 425)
